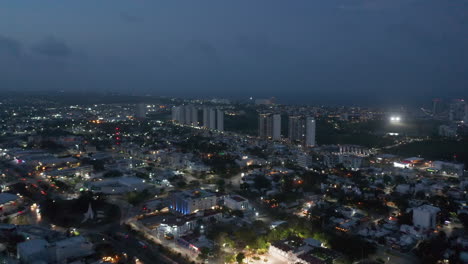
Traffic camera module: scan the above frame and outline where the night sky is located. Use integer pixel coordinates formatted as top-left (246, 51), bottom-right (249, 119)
top-left (1, 0), bottom-right (467, 105)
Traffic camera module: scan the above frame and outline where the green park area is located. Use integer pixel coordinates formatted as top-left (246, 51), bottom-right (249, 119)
top-left (41, 192), bottom-right (120, 228)
top-left (388, 139), bottom-right (468, 166)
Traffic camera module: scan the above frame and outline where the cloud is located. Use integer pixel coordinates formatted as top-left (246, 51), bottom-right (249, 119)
top-left (183, 40), bottom-right (220, 63)
top-left (336, 0), bottom-right (418, 10)
top-left (120, 12), bottom-right (143, 23)
top-left (32, 36), bottom-right (71, 58)
top-left (236, 34), bottom-right (278, 59)
top-left (0, 35), bottom-right (22, 57)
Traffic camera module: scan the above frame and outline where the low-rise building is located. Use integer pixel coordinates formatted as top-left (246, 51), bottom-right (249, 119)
top-left (413, 204), bottom-right (440, 230)
top-left (224, 195), bottom-right (250, 211)
top-left (169, 189), bottom-right (218, 215)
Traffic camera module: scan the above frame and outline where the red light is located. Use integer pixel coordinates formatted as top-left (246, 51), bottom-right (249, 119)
top-left (41, 191), bottom-right (47, 195)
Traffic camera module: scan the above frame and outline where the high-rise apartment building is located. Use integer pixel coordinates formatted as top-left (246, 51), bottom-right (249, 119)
top-left (172, 105), bottom-right (199, 126)
top-left (202, 107), bottom-right (224, 131)
top-left (190, 105), bottom-right (198, 126)
top-left (217, 110), bottom-right (224, 132)
top-left (135, 103), bottom-right (147, 119)
top-left (288, 115), bottom-right (316, 147)
top-left (305, 117), bottom-right (316, 147)
top-left (259, 113), bottom-right (281, 140)
top-left (449, 99), bottom-right (467, 122)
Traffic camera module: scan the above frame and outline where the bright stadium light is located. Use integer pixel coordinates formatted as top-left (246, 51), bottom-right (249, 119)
top-left (390, 116), bottom-right (401, 123)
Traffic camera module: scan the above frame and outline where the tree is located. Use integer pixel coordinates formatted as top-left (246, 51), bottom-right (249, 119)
top-left (198, 247), bottom-right (210, 260)
top-left (236, 252), bottom-right (245, 264)
top-left (254, 175), bottom-right (271, 190)
top-left (383, 175), bottom-right (392, 185)
top-left (415, 190), bottom-right (426, 199)
top-left (458, 213), bottom-right (468, 230)
top-left (328, 235), bottom-right (376, 261)
top-left (415, 232), bottom-right (449, 263)
top-left (126, 189), bottom-right (151, 205)
top-left (224, 254), bottom-right (236, 263)
top-left (231, 210), bottom-right (244, 218)
top-left (394, 175), bottom-right (407, 185)
top-left (398, 211), bottom-right (413, 226)
top-left (216, 232), bottom-right (235, 248)
top-left (103, 170), bottom-right (123, 178)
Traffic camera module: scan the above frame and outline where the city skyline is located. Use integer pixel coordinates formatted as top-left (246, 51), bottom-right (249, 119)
top-left (1, 1), bottom-right (468, 264)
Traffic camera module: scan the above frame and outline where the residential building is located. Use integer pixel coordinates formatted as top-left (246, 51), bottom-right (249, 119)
top-left (288, 116), bottom-right (316, 147)
top-left (135, 103), bottom-right (146, 119)
top-left (202, 107), bottom-right (224, 131)
top-left (17, 239), bottom-right (49, 264)
top-left (297, 154), bottom-right (312, 169)
top-left (169, 189), bottom-right (218, 215)
top-left (217, 109), bottom-right (224, 131)
top-left (224, 195), bottom-right (250, 211)
top-left (413, 205), bottom-right (440, 230)
top-left (48, 236), bottom-right (94, 263)
top-left (449, 99), bottom-right (466, 122)
top-left (172, 105), bottom-right (199, 126)
top-left (432, 161), bottom-right (464, 177)
top-left (259, 113), bottom-right (281, 140)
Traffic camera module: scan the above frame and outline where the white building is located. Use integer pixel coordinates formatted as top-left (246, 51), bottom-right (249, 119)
top-left (224, 195), bottom-right (249, 211)
top-left (269, 241), bottom-right (295, 263)
top-left (172, 106), bottom-right (185, 124)
top-left (135, 103), bottom-right (146, 119)
top-left (217, 109), bottom-right (224, 131)
top-left (17, 236), bottom-right (93, 264)
top-left (413, 205), bottom-right (440, 230)
top-left (305, 117), bottom-right (316, 147)
top-left (17, 239), bottom-right (49, 264)
top-left (48, 236), bottom-right (94, 263)
top-left (202, 107), bottom-right (224, 131)
top-left (169, 189), bottom-right (218, 215)
top-left (324, 154), bottom-right (363, 170)
top-left (172, 105), bottom-right (199, 126)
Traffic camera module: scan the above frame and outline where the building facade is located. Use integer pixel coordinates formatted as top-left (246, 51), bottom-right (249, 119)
top-left (288, 115), bottom-right (316, 147)
top-left (259, 113), bottom-right (281, 140)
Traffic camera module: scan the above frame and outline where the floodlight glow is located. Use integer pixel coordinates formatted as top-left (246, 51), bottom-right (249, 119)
top-left (390, 116), bottom-right (401, 123)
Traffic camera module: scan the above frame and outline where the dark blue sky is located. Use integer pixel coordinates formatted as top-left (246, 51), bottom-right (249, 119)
top-left (1, 0), bottom-right (467, 105)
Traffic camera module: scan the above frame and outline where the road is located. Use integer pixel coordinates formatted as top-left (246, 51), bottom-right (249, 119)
top-left (99, 231), bottom-right (176, 264)
top-left (370, 245), bottom-right (420, 264)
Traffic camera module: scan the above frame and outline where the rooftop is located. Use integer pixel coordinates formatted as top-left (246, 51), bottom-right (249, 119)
top-left (0, 193), bottom-right (19, 205)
